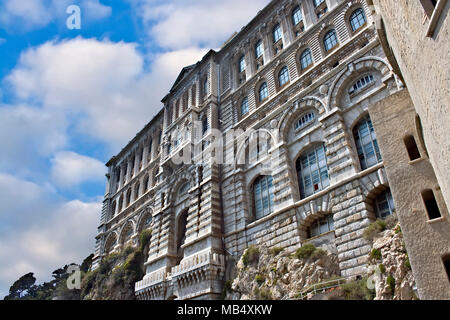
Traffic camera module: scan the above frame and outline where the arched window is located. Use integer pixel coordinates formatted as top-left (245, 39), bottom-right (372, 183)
top-left (176, 210), bottom-right (188, 264)
top-left (323, 29), bottom-right (338, 52)
top-left (374, 189), bottom-right (395, 219)
top-left (253, 175), bottom-right (275, 220)
top-left (126, 189), bottom-right (132, 207)
top-left (178, 182), bottom-right (190, 196)
top-left (143, 176), bottom-right (149, 193)
top-left (135, 183), bottom-right (140, 200)
top-left (144, 214), bottom-right (152, 229)
top-left (118, 195), bottom-right (123, 213)
top-left (241, 97), bottom-right (249, 116)
top-left (272, 23), bottom-right (282, 43)
top-left (239, 55), bottom-right (246, 73)
top-left (314, 0), bottom-right (328, 18)
top-left (255, 40), bottom-right (263, 58)
top-left (278, 66), bottom-right (290, 87)
top-left (349, 8), bottom-right (366, 32)
top-left (307, 214), bottom-right (335, 238)
top-left (296, 144), bottom-right (330, 199)
top-left (348, 74), bottom-right (374, 95)
top-left (110, 200), bottom-right (116, 218)
top-left (294, 111), bottom-right (315, 131)
top-left (353, 115), bottom-right (382, 170)
top-left (148, 138), bottom-right (153, 161)
top-left (300, 48), bottom-right (313, 70)
top-left (259, 82), bottom-right (268, 102)
top-left (292, 6), bottom-right (303, 25)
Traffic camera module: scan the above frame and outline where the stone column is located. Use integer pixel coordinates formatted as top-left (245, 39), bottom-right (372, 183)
top-left (303, 0), bottom-right (317, 29)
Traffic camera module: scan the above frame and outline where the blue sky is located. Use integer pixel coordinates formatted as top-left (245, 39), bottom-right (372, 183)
top-left (0, 0), bottom-right (270, 298)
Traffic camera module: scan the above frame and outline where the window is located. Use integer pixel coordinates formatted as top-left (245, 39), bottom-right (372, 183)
top-left (126, 189), bottom-right (132, 207)
top-left (148, 139), bottom-right (153, 161)
top-left (292, 6), bottom-right (303, 25)
top-left (144, 215), bottom-right (152, 229)
top-left (349, 8), bottom-right (367, 32)
top-left (253, 175), bottom-right (275, 220)
top-left (375, 189), bottom-right (395, 219)
top-left (348, 74), bottom-right (374, 95)
top-left (255, 40), bottom-right (263, 58)
top-left (118, 195), bottom-right (123, 212)
top-left (203, 77), bottom-right (209, 96)
top-left (420, 0), bottom-right (438, 18)
top-left (294, 111), bottom-right (315, 130)
top-left (239, 55), bottom-right (246, 73)
top-left (135, 183), bottom-right (140, 200)
top-left (241, 97), bottom-right (249, 116)
top-left (144, 176), bottom-right (149, 192)
top-left (300, 48), bottom-right (313, 70)
top-left (111, 201), bottom-right (116, 217)
top-left (442, 254), bottom-right (450, 283)
top-left (422, 189), bottom-right (441, 220)
top-left (278, 66), bottom-right (290, 87)
top-left (353, 115), bottom-right (382, 170)
top-left (307, 214), bottom-right (335, 238)
top-left (202, 116), bottom-right (208, 135)
top-left (314, 0), bottom-right (328, 18)
top-left (273, 23), bottom-right (282, 43)
top-left (404, 135), bottom-right (421, 161)
top-left (178, 182), bottom-right (190, 196)
top-left (259, 82), bottom-right (268, 102)
top-left (296, 144), bottom-right (330, 199)
top-left (323, 29), bottom-right (338, 52)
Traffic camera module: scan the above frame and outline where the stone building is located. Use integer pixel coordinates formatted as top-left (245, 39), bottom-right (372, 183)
top-left (91, 0), bottom-right (450, 299)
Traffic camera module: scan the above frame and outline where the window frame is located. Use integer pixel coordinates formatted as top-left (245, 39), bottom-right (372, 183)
top-left (278, 66), bottom-right (290, 88)
top-left (300, 48), bottom-right (313, 71)
top-left (258, 82), bottom-right (268, 102)
top-left (240, 96), bottom-right (249, 116)
top-left (349, 7), bottom-right (367, 32)
top-left (323, 29), bottom-right (339, 53)
top-left (253, 175), bottom-right (275, 220)
top-left (353, 115), bottom-right (382, 171)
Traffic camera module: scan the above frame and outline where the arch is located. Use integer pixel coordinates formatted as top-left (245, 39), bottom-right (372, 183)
top-left (233, 128), bottom-right (278, 169)
top-left (343, 1), bottom-right (367, 33)
top-left (175, 209), bottom-right (188, 265)
top-left (278, 96), bottom-right (326, 142)
top-left (327, 56), bottom-right (393, 109)
top-left (136, 207), bottom-right (154, 234)
top-left (104, 232), bottom-right (118, 254)
top-left (119, 220), bottom-right (135, 245)
top-left (166, 171), bottom-right (195, 206)
top-left (317, 25), bottom-right (339, 55)
top-left (274, 65), bottom-right (290, 90)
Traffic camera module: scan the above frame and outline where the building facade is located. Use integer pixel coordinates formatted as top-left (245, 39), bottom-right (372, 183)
top-left (91, 0), bottom-right (450, 299)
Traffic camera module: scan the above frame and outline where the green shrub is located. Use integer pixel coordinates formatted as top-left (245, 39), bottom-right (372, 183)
top-left (394, 225), bottom-right (402, 234)
top-left (242, 245), bottom-right (260, 266)
top-left (369, 248), bottom-right (382, 261)
top-left (255, 274), bottom-right (265, 284)
top-left (378, 264), bottom-right (386, 274)
top-left (269, 247), bottom-right (284, 256)
top-left (386, 275), bottom-right (395, 294)
top-left (340, 277), bottom-right (375, 300)
top-left (404, 255), bottom-right (411, 270)
top-left (310, 248), bottom-right (326, 261)
top-left (139, 229), bottom-right (152, 252)
top-left (384, 213), bottom-right (398, 230)
top-left (294, 243), bottom-right (317, 260)
top-left (220, 279), bottom-right (233, 299)
top-left (363, 219), bottom-right (387, 241)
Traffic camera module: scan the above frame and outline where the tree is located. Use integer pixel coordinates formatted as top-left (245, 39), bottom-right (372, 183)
top-left (4, 272), bottom-right (36, 300)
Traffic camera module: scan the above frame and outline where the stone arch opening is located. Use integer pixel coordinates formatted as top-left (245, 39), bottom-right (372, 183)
top-left (175, 209), bottom-right (188, 265)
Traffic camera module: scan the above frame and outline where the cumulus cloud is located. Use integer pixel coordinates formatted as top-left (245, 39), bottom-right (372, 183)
top-left (0, 0), bottom-right (111, 33)
top-left (0, 173), bottom-right (101, 298)
top-left (133, 0), bottom-right (270, 49)
top-left (50, 151), bottom-right (106, 188)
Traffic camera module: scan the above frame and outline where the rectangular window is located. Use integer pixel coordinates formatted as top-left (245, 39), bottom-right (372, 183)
top-left (422, 189), bottom-right (441, 220)
top-left (404, 135), bottom-right (421, 161)
top-left (443, 255), bottom-right (450, 283)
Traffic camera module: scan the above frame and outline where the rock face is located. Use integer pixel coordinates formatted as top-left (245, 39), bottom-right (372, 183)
top-left (225, 246), bottom-right (341, 300)
top-left (367, 223), bottom-right (416, 300)
top-left (226, 222), bottom-right (416, 300)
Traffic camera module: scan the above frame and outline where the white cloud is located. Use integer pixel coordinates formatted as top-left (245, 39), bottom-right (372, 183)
top-left (0, 104), bottom-right (67, 177)
top-left (134, 0), bottom-right (270, 49)
top-left (0, 173), bottom-right (100, 298)
top-left (51, 151), bottom-right (106, 188)
top-left (5, 37), bottom-right (207, 150)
